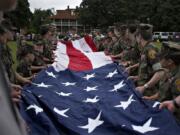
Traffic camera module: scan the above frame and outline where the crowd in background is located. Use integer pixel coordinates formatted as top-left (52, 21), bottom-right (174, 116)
top-left (0, 0), bottom-right (180, 134)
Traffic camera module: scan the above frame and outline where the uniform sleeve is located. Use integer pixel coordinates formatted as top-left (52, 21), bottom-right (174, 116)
top-left (146, 47), bottom-right (162, 72)
top-left (172, 78), bottom-right (180, 97)
top-left (16, 63), bottom-right (27, 77)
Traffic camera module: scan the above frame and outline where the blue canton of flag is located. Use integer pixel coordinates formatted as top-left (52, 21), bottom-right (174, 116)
top-left (20, 63), bottom-right (180, 135)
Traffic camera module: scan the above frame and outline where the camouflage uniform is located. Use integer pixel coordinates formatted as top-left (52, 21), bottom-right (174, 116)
top-left (128, 42), bottom-right (141, 65)
top-left (33, 51), bottom-right (46, 66)
top-left (137, 42), bottom-right (162, 96)
top-left (42, 39), bottom-right (52, 60)
top-left (16, 60), bottom-right (32, 77)
top-left (172, 67), bottom-right (180, 120)
top-left (159, 67), bottom-right (180, 120)
top-left (0, 43), bottom-right (16, 83)
top-left (111, 39), bottom-right (124, 55)
top-left (158, 69), bottom-right (171, 101)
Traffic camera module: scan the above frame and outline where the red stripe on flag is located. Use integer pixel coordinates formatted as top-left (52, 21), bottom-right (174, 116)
top-left (66, 41), bottom-right (93, 71)
top-left (84, 35), bottom-right (97, 52)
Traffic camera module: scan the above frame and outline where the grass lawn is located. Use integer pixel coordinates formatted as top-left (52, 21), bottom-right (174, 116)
top-left (7, 41), bottom-right (17, 70)
top-left (7, 41), bottom-right (33, 70)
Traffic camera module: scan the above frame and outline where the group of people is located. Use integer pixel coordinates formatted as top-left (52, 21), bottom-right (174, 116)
top-left (0, 0), bottom-right (180, 134)
top-left (0, 21), bottom-right (57, 104)
top-left (94, 23), bottom-right (180, 120)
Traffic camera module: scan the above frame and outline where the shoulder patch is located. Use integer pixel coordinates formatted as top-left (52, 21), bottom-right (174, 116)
top-left (175, 79), bottom-right (180, 92)
top-left (148, 49), bottom-right (157, 59)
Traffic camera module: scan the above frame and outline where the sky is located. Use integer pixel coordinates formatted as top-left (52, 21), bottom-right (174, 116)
top-left (28, 0), bottom-right (82, 12)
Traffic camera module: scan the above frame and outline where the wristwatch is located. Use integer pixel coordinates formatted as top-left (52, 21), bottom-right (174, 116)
top-left (144, 84), bottom-right (149, 89)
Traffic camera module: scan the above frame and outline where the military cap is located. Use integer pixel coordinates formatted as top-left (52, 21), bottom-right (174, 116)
top-left (19, 44), bottom-right (34, 57)
top-left (33, 40), bottom-right (43, 46)
top-left (162, 42), bottom-right (180, 64)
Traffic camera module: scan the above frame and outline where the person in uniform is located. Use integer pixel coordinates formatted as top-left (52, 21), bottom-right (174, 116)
top-left (40, 26), bottom-right (53, 63)
top-left (110, 24), bottom-right (129, 61)
top-left (130, 24), bottom-right (165, 97)
top-left (16, 45), bottom-right (35, 78)
top-left (157, 42), bottom-right (180, 120)
top-left (33, 40), bottom-right (46, 66)
top-left (0, 0), bottom-right (27, 134)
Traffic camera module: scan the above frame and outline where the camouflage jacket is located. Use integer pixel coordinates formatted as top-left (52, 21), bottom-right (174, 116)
top-left (16, 60), bottom-right (32, 77)
top-left (0, 43), bottom-right (16, 83)
top-left (138, 43), bottom-right (162, 86)
top-left (42, 39), bottom-right (52, 60)
top-left (159, 66), bottom-right (180, 101)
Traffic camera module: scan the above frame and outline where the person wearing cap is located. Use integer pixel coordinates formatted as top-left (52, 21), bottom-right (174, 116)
top-left (40, 26), bottom-right (53, 63)
top-left (111, 27), bottom-right (124, 56)
top-left (110, 24), bottom-right (129, 61)
top-left (129, 24), bottom-right (165, 98)
top-left (0, 1), bottom-right (27, 134)
top-left (33, 40), bottom-right (45, 65)
top-left (157, 42), bottom-right (180, 120)
top-left (16, 45), bottom-right (35, 78)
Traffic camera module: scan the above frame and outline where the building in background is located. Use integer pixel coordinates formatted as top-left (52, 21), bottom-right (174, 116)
top-left (50, 6), bottom-right (91, 34)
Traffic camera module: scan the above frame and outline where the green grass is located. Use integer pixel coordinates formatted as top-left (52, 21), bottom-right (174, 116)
top-left (7, 41), bottom-right (33, 70)
top-left (7, 41), bottom-right (17, 70)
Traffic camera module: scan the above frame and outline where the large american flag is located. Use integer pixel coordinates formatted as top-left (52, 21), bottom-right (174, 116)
top-left (20, 36), bottom-right (180, 135)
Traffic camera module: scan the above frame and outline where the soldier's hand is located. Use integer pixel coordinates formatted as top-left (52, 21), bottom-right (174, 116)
top-left (143, 93), bottom-right (159, 100)
top-left (11, 84), bottom-right (23, 90)
top-left (21, 78), bottom-right (32, 84)
top-left (128, 76), bottom-right (139, 81)
top-left (125, 67), bottom-right (131, 74)
top-left (136, 86), bottom-right (145, 94)
top-left (11, 84), bottom-right (22, 103)
top-left (159, 100), bottom-right (176, 112)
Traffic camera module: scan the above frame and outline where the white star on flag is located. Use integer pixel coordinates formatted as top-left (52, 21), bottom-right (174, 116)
top-left (109, 80), bottom-right (125, 92)
top-left (132, 118), bottom-right (159, 133)
top-left (27, 104), bottom-right (43, 115)
top-left (46, 71), bottom-right (56, 78)
top-left (62, 82), bottom-right (76, 86)
top-left (83, 73), bottom-right (95, 80)
top-left (33, 82), bottom-right (52, 88)
top-left (106, 69), bottom-right (118, 78)
top-left (84, 86), bottom-right (98, 92)
top-left (114, 95), bottom-right (135, 110)
top-left (53, 107), bottom-right (70, 118)
top-left (55, 92), bottom-right (72, 97)
top-left (83, 96), bottom-right (100, 103)
top-left (79, 111), bottom-right (104, 133)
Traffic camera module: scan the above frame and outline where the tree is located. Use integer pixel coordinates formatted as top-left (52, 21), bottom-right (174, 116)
top-left (4, 0), bottom-right (32, 29)
top-left (78, 0), bottom-right (180, 31)
top-left (30, 9), bottom-right (53, 33)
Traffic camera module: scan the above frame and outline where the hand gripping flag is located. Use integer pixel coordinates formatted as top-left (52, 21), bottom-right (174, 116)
top-left (20, 36), bottom-right (180, 135)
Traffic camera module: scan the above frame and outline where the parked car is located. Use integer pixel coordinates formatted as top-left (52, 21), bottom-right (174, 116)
top-left (153, 32), bottom-right (169, 41)
top-left (173, 32), bottom-right (180, 42)
top-left (153, 32), bottom-right (160, 41)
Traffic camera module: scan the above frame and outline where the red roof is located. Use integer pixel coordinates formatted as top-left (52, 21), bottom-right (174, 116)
top-left (51, 9), bottom-right (78, 20)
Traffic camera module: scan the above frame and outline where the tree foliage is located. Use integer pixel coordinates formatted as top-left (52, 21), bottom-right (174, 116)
top-left (30, 9), bottom-right (53, 33)
top-left (5, 0), bottom-right (32, 29)
top-left (78, 0), bottom-right (180, 31)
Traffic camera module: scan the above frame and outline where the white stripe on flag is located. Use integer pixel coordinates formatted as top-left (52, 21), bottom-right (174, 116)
top-left (52, 42), bottom-right (69, 71)
top-left (84, 52), bottom-right (113, 69)
top-left (72, 38), bottom-right (93, 52)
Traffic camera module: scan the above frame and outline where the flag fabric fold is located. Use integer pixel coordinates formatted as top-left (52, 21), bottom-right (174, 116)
top-left (20, 36), bottom-right (180, 135)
